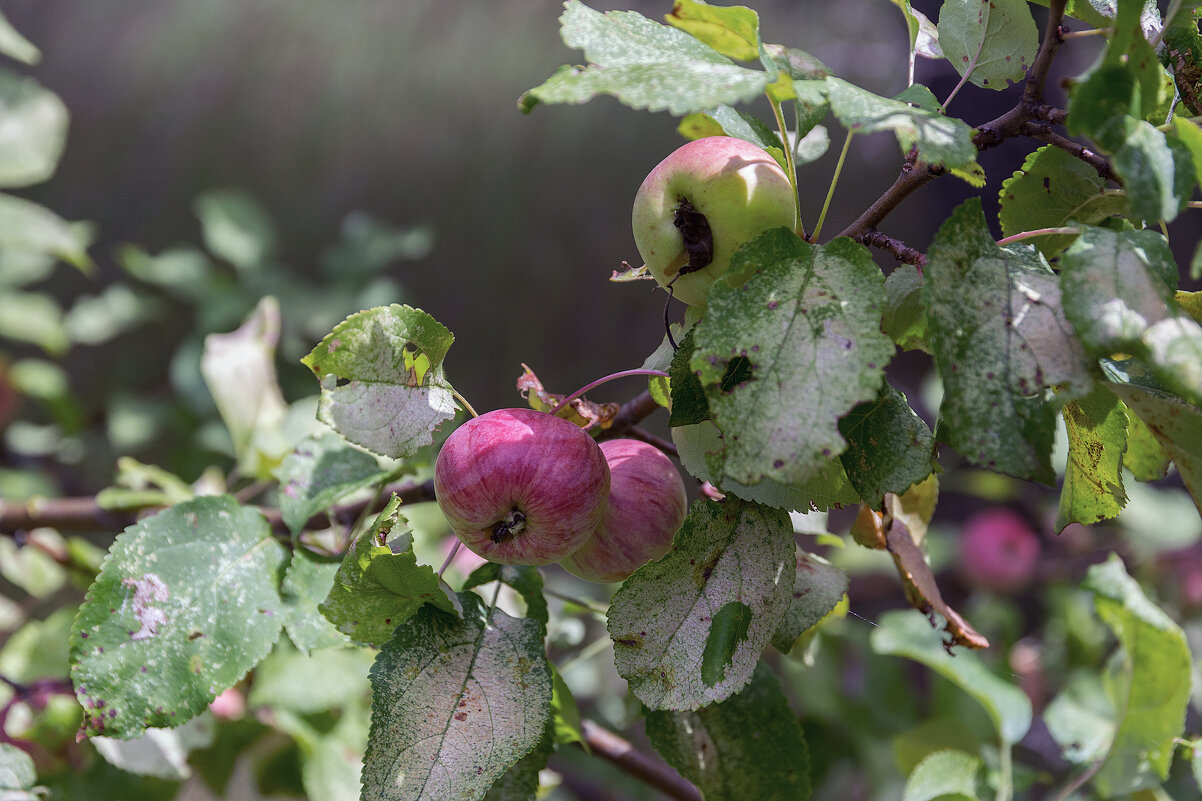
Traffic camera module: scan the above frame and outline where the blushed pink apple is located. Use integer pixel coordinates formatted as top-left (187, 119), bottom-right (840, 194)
top-left (632, 136), bottom-right (797, 307)
top-left (560, 439), bottom-right (687, 583)
top-left (434, 408), bottom-right (610, 565)
top-left (958, 508), bottom-right (1042, 593)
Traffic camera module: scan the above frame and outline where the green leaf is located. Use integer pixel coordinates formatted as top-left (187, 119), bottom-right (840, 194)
top-left (668, 327), bottom-right (710, 427)
top-left (937, 0), bottom-right (1038, 90)
top-left (871, 610), bottom-right (1033, 744)
top-left (0, 193), bottom-right (93, 274)
top-left (1113, 120), bottom-right (1195, 224)
top-left (318, 496), bottom-right (455, 646)
top-left (0, 11), bottom-right (40, 65)
top-left (549, 666), bottom-right (584, 747)
top-left (882, 264), bottom-right (929, 352)
top-left (818, 76), bottom-right (979, 169)
top-left (273, 703), bottom-right (368, 801)
top-left (926, 200), bottom-right (1091, 482)
top-left (0, 743), bottom-right (38, 792)
top-left (997, 145), bottom-right (1127, 257)
top-left (483, 721), bottom-right (554, 801)
top-left (1055, 386), bottom-right (1129, 531)
top-left (1172, 117), bottom-right (1202, 189)
top-left (0, 71), bottom-right (67, 188)
top-left (1067, 64), bottom-right (1138, 151)
top-left (644, 662), bottom-right (810, 801)
top-left (247, 639), bottom-right (373, 714)
top-left (194, 189), bottom-right (276, 270)
top-left (276, 432), bottom-right (391, 535)
top-left (1083, 554), bottom-right (1192, 796)
top-left (279, 548), bottom-right (350, 655)
top-left (302, 304), bottom-right (457, 459)
top-left (1060, 227), bottom-right (1202, 407)
top-left (520, 1), bottom-right (773, 115)
top-left (838, 383), bottom-right (937, 506)
top-left (674, 420), bottom-right (860, 511)
top-left (200, 296), bottom-right (289, 478)
top-left (771, 551), bottom-right (848, 652)
top-left (91, 716), bottom-right (215, 781)
top-left (69, 496), bottom-right (288, 738)
top-left (902, 750), bottom-right (982, 801)
top-left (677, 106), bottom-right (785, 166)
top-left (665, 0), bottom-right (762, 62)
top-left (608, 498), bottom-right (793, 710)
top-left (692, 230), bottom-right (893, 489)
top-left (462, 563), bottom-right (548, 637)
top-left (363, 591), bottom-right (552, 801)
top-left (1123, 405), bottom-right (1170, 481)
top-left (1103, 359), bottom-right (1202, 510)
top-left (1044, 671), bottom-right (1115, 764)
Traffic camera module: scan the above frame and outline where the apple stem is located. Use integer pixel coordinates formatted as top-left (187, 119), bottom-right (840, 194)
top-left (438, 539), bottom-right (462, 578)
top-left (995, 227), bottom-right (1081, 246)
top-left (769, 97), bottom-right (805, 240)
top-left (452, 389), bottom-right (480, 418)
top-left (548, 369), bottom-right (670, 417)
top-left (812, 130), bottom-right (854, 242)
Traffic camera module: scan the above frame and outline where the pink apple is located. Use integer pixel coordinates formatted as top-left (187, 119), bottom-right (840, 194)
top-left (958, 508), bottom-right (1042, 593)
top-left (434, 408), bottom-right (610, 565)
top-left (559, 439), bottom-right (688, 583)
top-left (631, 136), bottom-right (797, 307)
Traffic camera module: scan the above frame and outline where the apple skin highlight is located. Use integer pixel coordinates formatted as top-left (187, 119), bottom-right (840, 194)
top-left (434, 408), bottom-right (610, 565)
top-left (632, 135), bottom-right (797, 307)
top-left (560, 439), bottom-right (688, 583)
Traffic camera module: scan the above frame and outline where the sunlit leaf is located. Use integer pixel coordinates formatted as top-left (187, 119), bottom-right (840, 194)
top-left (937, 0), bottom-right (1038, 90)
top-left (1055, 386), bottom-right (1128, 531)
top-left (0, 71), bottom-right (67, 188)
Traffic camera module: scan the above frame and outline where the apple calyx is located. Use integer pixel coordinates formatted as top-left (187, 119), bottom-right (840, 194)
top-left (672, 197), bottom-right (714, 278)
top-left (491, 509), bottom-right (527, 544)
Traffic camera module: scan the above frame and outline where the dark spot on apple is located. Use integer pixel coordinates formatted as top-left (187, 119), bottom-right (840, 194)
top-left (673, 197), bottom-right (714, 274)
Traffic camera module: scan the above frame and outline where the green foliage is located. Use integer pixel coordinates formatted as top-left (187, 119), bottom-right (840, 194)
top-left (6, 1), bottom-right (1202, 799)
top-left (363, 591), bottom-right (551, 801)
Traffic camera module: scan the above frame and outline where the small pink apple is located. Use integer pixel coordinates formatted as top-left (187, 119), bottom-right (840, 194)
top-left (560, 439), bottom-right (688, 583)
top-left (632, 136), bottom-right (797, 307)
top-left (209, 688), bottom-right (245, 720)
top-left (958, 508), bottom-right (1041, 593)
top-left (434, 408), bottom-right (610, 565)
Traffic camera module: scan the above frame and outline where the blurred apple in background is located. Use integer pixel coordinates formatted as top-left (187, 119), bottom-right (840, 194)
top-left (958, 508), bottom-right (1042, 593)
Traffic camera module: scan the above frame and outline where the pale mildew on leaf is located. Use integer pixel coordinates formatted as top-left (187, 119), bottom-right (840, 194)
top-left (362, 592), bottom-right (550, 801)
top-left (607, 497), bottom-right (793, 711)
top-left (69, 495), bottom-right (288, 739)
top-left (121, 574), bottom-right (169, 641)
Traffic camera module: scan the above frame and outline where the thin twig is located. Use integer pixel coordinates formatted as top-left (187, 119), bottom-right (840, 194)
top-left (860, 230), bottom-right (929, 268)
top-left (623, 426), bottom-right (679, 458)
top-left (578, 719), bottom-right (702, 801)
top-left (1021, 122), bottom-right (1118, 182)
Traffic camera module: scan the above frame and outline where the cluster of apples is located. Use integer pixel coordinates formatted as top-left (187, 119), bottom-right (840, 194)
top-left (435, 136), bottom-right (797, 581)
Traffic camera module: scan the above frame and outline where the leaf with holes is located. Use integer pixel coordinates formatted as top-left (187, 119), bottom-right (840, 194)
top-left (926, 200), bottom-right (1092, 483)
top-left (938, 0), bottom-right (1038, 90)
top-left (691, 229), bottom-right (892, 492)
top-left (607, 497), bottom-right (793, 710)
top-left (69, 495), bottom-right (288, 739)
top-left (1055, 386), bottom-right (1128, 531)
top-left (318, 496), bottom-right (455, 646)
top-left (362, 591), bottom-right (551, 801)
top-left (302, 304), bottom-right (457, 459)
top-left (520, 1), bottom-right (773, 115)
top-left (644, 662), bottom-right (810, 801)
